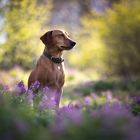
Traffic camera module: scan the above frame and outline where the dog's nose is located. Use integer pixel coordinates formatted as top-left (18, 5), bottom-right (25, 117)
top-left (70, 41), bottom-right (76, 47)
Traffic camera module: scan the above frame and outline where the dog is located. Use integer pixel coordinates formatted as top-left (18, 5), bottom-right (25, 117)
top-left (28, 29), bottom-right (76, 108)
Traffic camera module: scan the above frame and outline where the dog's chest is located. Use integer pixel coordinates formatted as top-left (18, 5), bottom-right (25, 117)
top-left (55, 64), bottom-right (64, 78)
top-left (57, 66), bottom-right (61, 70)
top-left (48, 63), bottom-right (65, 87)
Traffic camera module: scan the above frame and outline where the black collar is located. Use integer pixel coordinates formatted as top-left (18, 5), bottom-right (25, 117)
top-left (43, 51), bottom-right (64, 64)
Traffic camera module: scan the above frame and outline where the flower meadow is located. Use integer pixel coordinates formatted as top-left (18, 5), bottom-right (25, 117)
top-left (0, 81), bottom-right (140, 140)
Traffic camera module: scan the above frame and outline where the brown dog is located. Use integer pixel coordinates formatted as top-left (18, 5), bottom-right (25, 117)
top-left (28, 29), bottom-right (76, 108)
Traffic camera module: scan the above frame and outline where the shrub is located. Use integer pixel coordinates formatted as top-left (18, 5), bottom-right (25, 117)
top-left (97, 0), bottom-right (140, 78)
top-left (0, 0), bottom-right (51, 69)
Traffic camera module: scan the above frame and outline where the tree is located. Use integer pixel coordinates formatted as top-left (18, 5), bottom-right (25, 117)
top-left (0, 0), bottom-right (51, 69)
top-left (97, 0), bottom-right (140, 79)
top-left (68, 0), bottom-right (140, 79)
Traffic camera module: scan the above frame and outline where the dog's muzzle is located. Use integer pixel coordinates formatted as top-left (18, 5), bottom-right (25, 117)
top-left (70, 41), bottom-right (76, 47)
top-left (69, 41), bottom-right (76, 49)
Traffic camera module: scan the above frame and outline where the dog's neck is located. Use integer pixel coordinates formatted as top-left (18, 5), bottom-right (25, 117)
top-left (43, 47), bottom-right (64, 64)
top-left (44, 47), bottom-right (63, 58)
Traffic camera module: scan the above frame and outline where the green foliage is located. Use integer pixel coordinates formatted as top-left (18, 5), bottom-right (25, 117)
top-left (70, 80), bottom-right (140, 98)
top-left (69, 0), bottom-right (140, 79)
top-left (68, 25), bottom-right (106, 72)
top-left (0, 0), bottom-right (51, 69)
top-left (0, 80), bottom-right (140, 140)
top-left (130, 94), bottom-right (140, 116)
top-left (95, 0), bottom-right (140, 78)
top-left (0, 93), bottom-right (51, 140)
top-left (131, 103), bottom-right (140, 116)
top-left (56, 118), bottom-right (126, 140)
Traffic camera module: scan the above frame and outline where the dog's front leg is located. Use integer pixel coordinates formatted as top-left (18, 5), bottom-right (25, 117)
top-left (47, 88), bottom-right (62, 110)
top-left (54, 88), bottom-right (63, 109)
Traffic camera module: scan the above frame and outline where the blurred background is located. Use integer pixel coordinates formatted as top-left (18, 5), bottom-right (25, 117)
top-left (0, 0), bottom-right (140, 87)
top-left (1, 1), bottom-right (140, 139)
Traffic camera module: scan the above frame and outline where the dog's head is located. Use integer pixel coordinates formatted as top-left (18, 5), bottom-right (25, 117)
top-left (40, 30), bottom-right (76, 50)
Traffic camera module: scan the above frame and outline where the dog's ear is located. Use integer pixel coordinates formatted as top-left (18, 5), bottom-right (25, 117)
top-left (40, 31), bottom-right (52, 46)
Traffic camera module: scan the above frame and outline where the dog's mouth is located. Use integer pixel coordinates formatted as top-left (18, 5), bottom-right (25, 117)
top-left (61, 46), bottom-right (74, 50)
top-left (61, 46), bottom-right (67, 48)
top-left (60, 42), bottom-right (76, 50)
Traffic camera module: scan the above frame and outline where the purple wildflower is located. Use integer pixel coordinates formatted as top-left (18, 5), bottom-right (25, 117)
top-left (67, 109), bottom-right (82, 124)
top-left (84, 96), bottom-right (92, 105)
top-left (43, 86), bottom-right (49, 94)
top-left (52, 105), bottom-right (83, 134)
top-left (30, 81), bottom-right (40, 90)
top-left (38, 95), bottom-right (48, 110)
top-left (51, 114), bottom-right (66, 134)
top-left (100, 101), bottom-right (131, 119)
top-left (26, 90), bottom-right (34, 105)
top-left (58, 106), bottom-right (82, 124)
top-left (16, 81), bottom-right (26, 95)
top-left (59, 106), bottom-right (72, 113)
top-left (106, 90), bottom-right (113, 102)
top-left (91, 93), bottom-right (98, 99)
top-left (133, 95), bottom-right (140, 104)
top-left (2, 84), bottom-right (10, 90)
top-left (38, 95), bottom-right (56, 110)
top-left (49, 97), bottom-right (57, 107)
top-left (68, 101), bottom-right (83, 110)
